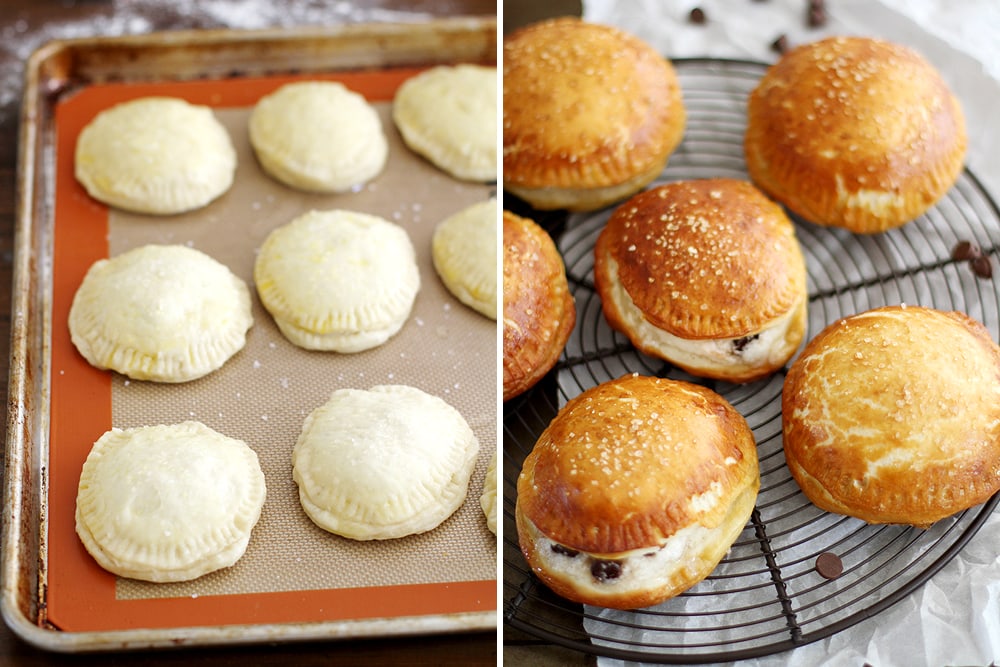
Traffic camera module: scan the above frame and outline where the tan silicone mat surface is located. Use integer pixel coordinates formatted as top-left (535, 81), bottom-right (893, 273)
top-left (100, 103), bottom-right (497, 600)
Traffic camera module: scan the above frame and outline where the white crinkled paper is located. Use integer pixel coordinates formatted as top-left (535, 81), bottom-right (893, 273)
top-left (574, 1), bottom-right (1000, 665)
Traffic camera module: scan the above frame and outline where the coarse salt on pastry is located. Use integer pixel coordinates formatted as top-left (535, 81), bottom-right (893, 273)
top-left (745, 36), bottom-right (967, 233)
top-left (516, 374), bottom-right (759, 609)
top-left (503, 17), bottom-right (685, 211)
top-left (593, 178), bottom-right (807, 383)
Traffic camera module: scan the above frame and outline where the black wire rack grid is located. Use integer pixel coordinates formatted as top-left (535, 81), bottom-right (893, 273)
top-left (502, 58), bottom-right (1000, 663)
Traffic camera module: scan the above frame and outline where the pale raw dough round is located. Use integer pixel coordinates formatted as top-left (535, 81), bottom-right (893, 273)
top-left (253, 209), bottom-right (420, 352)
top-left (75, 421), bottom-right (266, 583)
top-left (393, 64), bottom-right (497, 182)
top-left (249, 81), bottom-right (388, 192)
top-left (68, 244), bottom-right (253, 383)
top-left (481, 450), bottom-right (497, 535)
top-left (74, 96), bottom-right (236, 215)
top-left (431, 199), bottom-right (498, 319)
top-left (292, 385), bottom-right (480, 541)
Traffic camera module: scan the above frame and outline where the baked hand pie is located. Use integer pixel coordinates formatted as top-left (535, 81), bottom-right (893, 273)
top-left (503, 17), bottom-right (685, 211)
top-left (745, 36), bottom-right (967, 233)
top-left (503, 210), bottom-right (575, 401)
top-left (594, 178), bottom-right (808, 383)
top-left (516, 374), bottom-right (759, 609)
top-left (782, 305), bottom-right (1000, 528)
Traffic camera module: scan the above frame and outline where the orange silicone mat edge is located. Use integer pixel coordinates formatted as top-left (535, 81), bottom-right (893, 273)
top-left (46, 69), bottom-right (496, 633)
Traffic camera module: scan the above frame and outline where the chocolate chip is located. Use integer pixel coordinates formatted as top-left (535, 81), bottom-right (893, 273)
top-left (807, 0), bottom-right (827, 28)
top-left (952, 240), bottom-right (982, 261)
top-left (732, 334), bottom-right (760, 353)
top-left (771, 34), bottom-right (790, 54)
top-left (550, 543), bottom-right (579, 558)
top-left (816, 551), bottom-right (843, 579)
top-left (689, 7), bottom-right (707, 24)
top-left (807, 7), bottom-right (827, 27)
top-left (972, 254), bottom-right (993, 279)
top-left (591, 560), bottom-right (623, 581)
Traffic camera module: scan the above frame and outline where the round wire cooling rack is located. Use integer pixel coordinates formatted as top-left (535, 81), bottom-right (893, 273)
top-left (502, 58), bottom-right (1000, 663)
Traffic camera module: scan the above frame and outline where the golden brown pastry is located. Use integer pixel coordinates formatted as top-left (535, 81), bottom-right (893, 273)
top-left (516, 374), bottom-right (759, 609)
top-left (503, 210), bottom-right (575, 401)
top-left (593, 178), bottom-right (808, 383)
top-left (782, 305), bottom-right (1000, 528)
top-left (503, 17), bottom-right (686, 212)
top-left (745, 36), bottom-right (967, 233)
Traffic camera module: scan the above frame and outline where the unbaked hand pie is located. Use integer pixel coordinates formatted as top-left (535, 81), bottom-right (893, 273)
top-left (254, 209), bottom-right (420, 352)
top-left (292, 385), bottom-right (480, 540)
top-left (593, 178), bottom-right (808, 383)
top-left (393, 64), bottom-right (497, 182)
top-left (76, 421), bottom-right (266, 582)
top-left (75, 96), bottom-right (236, 215)
top-left (745, 36), bottom-right (967, 233)
top-left (516, 374), bottom-right (759, 609)
top-left (68, 244), bottom-right (253, 383)
top-left (782, 305), bottom-right (1000, 528)
top-left (249, 81), bottom-right (388, 193)
top-left (432, 198), bottom-right (498, 319)
top-left (481, 451), bottom-right (497, 535)
top-left (503, 17), bottom-right (686, 211)
top-left (503, 210), bottom-right (575, 401)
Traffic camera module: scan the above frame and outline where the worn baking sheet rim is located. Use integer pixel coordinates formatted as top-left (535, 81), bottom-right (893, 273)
top-left (3, 19), bottom-right (498, 653)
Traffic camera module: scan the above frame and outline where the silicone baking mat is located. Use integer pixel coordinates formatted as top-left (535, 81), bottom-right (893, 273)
top-left (47, 69), bottom-right (496, 632)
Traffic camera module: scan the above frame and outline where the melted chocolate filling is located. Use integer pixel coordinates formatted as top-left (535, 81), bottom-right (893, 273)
top-left (591, 560), bottom-right (623, 582)
top-left (550, 543), bottom-right (579, 558)
top-left (732, 334), bottom-right (760, 354)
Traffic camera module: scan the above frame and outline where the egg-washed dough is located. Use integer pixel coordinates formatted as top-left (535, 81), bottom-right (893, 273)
top-left (74, 96), bottom-right (236, 215)
top-left (744, 36), bottom-right (967, 233)
top-left (431, 199), bottom-right (498, 319)
top-left (292, 385), bottom-right (480, 541)
top-left (254, 209), bottom-right (420, 352)
top-left (75, 421), bottom-right (267, 583)
top-left (481, 450), bottom-right (497, 535)
top-left (68, 244), bottom-right (253, 383)
top-left (392, 64), bottom-right (498, 182)
top-left (249, 81), bottom-right (388, 193)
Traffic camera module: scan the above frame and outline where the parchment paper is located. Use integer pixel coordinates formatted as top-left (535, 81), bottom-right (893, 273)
top-left (578, 1), bottom-right (1000, 665)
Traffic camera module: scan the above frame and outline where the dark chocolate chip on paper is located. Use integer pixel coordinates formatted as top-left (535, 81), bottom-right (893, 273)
top-left (816, 551), bottom-right (843, 579)
top-left (972, 254), bottom-right (994, 279)
top-left (952, 239), bottom-right (982, 261)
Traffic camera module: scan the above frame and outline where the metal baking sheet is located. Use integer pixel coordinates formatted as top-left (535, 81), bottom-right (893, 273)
top-left (4, 18), bottom-right (497, 652)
